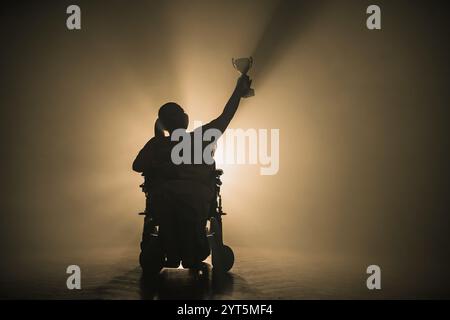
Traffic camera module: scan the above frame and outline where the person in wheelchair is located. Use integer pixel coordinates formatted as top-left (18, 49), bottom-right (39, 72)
top-left (132, 75), bottom-right (252, 273)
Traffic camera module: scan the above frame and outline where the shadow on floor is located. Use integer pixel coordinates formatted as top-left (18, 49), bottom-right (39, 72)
top-left (93, 262), bottom-right (261, 300)
top-left (140, 263), bottom-right (236, 299)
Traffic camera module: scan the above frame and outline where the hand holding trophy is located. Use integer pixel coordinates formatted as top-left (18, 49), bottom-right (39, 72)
top-left (232, 57), bottom-right (255, 98)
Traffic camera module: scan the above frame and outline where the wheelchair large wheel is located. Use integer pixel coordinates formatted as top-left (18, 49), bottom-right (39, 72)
top-left (211, 243), bottom-right (234, 272)
top-left (139, 237), bottom-right (164, 275)
top-left (139, 252), bottom-right (163, 275)
top-left (221, 245), bottom-right (234, 272)
top-left (209, 217), bottom-right (234, 272)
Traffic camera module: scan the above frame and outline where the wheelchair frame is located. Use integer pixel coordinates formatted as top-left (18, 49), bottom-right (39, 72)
top-left (138, 169), bottom-right (234, 273)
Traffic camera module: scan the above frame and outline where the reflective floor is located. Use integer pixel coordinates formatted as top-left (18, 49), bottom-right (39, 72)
top-left (1, 246), bottom-right (448, 299)
top-left (92, 264), bottom-right (261, 300)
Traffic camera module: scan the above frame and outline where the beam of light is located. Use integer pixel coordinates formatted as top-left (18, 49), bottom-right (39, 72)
top-left (251, 0), bottom-right (326, 87)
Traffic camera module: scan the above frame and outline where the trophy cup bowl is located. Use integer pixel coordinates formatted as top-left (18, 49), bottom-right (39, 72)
top-left (232, 57), bottom-right (255, 98)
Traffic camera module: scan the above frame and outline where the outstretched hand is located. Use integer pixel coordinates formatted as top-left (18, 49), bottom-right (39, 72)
top-left (235, 75), bottom-right (252, 98)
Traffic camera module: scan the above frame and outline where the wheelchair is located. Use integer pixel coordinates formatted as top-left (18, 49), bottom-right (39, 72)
top-left (138, 169), bottom-right (234, 274)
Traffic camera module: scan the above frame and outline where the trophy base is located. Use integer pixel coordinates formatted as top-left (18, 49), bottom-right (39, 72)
top-left (243, 88), bottom-right (255, 98)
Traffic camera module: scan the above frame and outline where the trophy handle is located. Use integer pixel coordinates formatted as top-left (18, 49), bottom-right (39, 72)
top-left (232, 58), bottom-right (236, 68)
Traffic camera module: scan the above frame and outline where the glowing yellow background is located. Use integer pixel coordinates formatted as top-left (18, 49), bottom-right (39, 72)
top-left (1, 1), bottom-right (448, 271)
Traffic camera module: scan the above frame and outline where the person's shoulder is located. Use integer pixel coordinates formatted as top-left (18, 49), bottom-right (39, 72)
top-left (149, 135), bottom-right (174, 149)
top-left (147, 136), bottom-right (158, 144)
top-left (140, 136), bottom-right (163, 151)
top-left (147, 135), bottom-right (169, 144)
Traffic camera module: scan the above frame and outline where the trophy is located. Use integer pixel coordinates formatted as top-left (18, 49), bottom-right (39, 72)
top-left (232, 57), bottom-right (255, 98)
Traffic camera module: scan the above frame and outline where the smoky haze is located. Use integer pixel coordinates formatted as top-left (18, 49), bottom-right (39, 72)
top-left (1, 0), bottom-right (449, 279)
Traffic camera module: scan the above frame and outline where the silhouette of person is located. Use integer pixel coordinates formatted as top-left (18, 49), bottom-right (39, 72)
top-left (133, 75), bottom-right (252, 268)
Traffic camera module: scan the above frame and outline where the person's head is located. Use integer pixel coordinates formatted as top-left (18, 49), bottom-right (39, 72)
top-left (158, 102), bottom-right (189, 133)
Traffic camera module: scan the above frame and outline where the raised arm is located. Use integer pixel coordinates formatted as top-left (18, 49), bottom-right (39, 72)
top-left (203, 75), bottom-right (252, 134)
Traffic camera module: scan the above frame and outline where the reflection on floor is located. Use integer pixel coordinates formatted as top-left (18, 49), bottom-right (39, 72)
top-left (93, 263), bottom-right (263, 300)
top-left (81, 247), bottom-right (447, 299)
top-left (1, 246), bottom-right (448, 299)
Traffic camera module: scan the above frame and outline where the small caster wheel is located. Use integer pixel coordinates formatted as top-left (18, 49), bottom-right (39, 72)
top-left (221, 245), bottom-right (234, 272)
